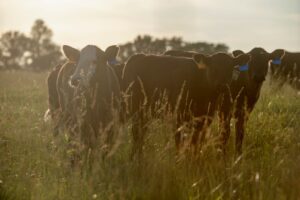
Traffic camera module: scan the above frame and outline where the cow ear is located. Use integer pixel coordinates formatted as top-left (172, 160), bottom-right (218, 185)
top-left (232, 50), bottom-right (245, 57)
top-left (233, 54), bottom-right (251, 66)
top-left (193, 54), bottom-right (209, 69)
top-left (269, 49), bottom-right (285, 60)
top-left (104, 45), bottom-right (120, 61)
top-left (62, 45), bottom-right (79, 62)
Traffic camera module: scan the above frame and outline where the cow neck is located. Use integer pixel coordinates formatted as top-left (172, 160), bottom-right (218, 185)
top-left (229, 71), bottom-right (249, 100)
top-left (246, 79), bottom-right (263, 97)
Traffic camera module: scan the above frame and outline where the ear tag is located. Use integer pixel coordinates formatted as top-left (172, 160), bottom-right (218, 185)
top-left (232, 69), bottom-right (240, 80)
top-left (196, 60), bottom-right (206, 69)
top-left (272, 58), bottom-right (281, 65)
top-left (239, 64), bottom-right (249, 72)
top-left (108, 59), bottom-right (119, 66)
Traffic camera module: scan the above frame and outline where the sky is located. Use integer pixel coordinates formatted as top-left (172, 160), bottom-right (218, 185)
top-left (0, 0), bottom-right (299, 52)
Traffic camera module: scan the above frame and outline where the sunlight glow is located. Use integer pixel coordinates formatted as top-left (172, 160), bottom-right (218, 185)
top-left (0, 0), bottom-right (299, 50)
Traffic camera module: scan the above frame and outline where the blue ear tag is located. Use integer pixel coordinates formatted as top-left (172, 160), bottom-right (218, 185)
top-left (272, 58), bottom-right (281, 65)
top-left (239, 64), bottom-right (249, 72)
top-left (108, 59), bottom-right (119, 66)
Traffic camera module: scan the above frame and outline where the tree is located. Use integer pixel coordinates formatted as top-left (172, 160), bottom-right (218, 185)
top-left (0, 19), bottom-right (62, 71)
top-left (28, 19), bottom-right (62, 71)
top-left (30, 19), bottom-right (53, 58)
top-left (0, 31), bottom-right (32, 69)
top-left (0, 19), bottom-right (230, 70)
top-left (167, 37), bottom-right (183, 50)
top-left (117, 35), bottom-right (229, 62)
top-left (214, 43), bottom-right (229, 53)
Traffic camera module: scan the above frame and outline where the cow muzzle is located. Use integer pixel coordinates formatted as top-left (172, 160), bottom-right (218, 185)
top-left (70, 75), bottom-right (82, 87)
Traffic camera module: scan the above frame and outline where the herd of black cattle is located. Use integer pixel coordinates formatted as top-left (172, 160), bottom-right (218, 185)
top-left (44, 45), bottom-right (299, 158)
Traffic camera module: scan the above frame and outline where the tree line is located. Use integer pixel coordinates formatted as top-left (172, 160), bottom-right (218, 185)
top-left (0, 19), bottom-right (61, 71)
top-left (0, 19), bottom-right (229, 71)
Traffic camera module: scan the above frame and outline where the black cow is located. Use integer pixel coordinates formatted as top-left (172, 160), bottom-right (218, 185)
top-left (218, 48), bottom-right (285, 154)
top-left (45, 45), bottom-right (121, 149)
top-left (122, 53), bottom-right (250, 157)
top-left (270, 51), bottom-right (300, 89)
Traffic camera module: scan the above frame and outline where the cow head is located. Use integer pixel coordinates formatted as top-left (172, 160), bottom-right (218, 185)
top-left (193, 53), bottom-right (251, 88)
top-left (270, 48), bottom-right (286, 75)
top-left (63, 45), bottom-right (120, 88)
top-left (233, 48), bottom-right (285, 83)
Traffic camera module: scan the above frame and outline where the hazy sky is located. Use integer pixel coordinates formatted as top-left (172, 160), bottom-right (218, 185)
top-left (1, 0), bottom-right (299, 52)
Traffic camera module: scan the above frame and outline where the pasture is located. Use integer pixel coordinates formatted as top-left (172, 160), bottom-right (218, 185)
top-left (0, 70), bottom-right (300, 200)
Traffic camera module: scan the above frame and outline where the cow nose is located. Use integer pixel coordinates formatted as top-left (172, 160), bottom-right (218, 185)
top-left (70, 76), bottom-right (81, 86)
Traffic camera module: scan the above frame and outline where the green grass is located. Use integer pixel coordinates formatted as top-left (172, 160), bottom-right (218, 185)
top-left (0, 71), bottom-right (299, 200)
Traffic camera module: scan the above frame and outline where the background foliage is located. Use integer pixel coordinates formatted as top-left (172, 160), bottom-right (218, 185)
top-left (0, 19), bottom-right (229, 71)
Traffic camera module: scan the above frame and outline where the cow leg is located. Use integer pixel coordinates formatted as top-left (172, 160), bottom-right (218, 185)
top-left (200, 117), bottom-right (213, 144)
top-left (218, 110), bottom-right (232, 154)
top-left (53, 121), bottom-right (60, 136)
top-left (49, 109), bottom-right (60, 136)
top-left (131, 110), bottom-right (147, 160)
top-left (53, 109), bottom-right (70, 136)
top-left (191, 118), bottom-right (208, 154)
top-left (175, 114), bottom-right (185, 152)
top-left (235, 109), bottom-right (248, 155)
top-left (175, 128), bottom-right (182, 152)
top-left (190, 123), bottom-right (199, 152)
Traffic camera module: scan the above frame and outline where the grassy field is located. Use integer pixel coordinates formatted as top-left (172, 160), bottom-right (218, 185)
top-left (0, 70), bottom-right (299, 200)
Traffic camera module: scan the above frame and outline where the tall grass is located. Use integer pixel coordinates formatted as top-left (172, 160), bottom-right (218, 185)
top-left (0, 71), bottom-right (299, 200)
